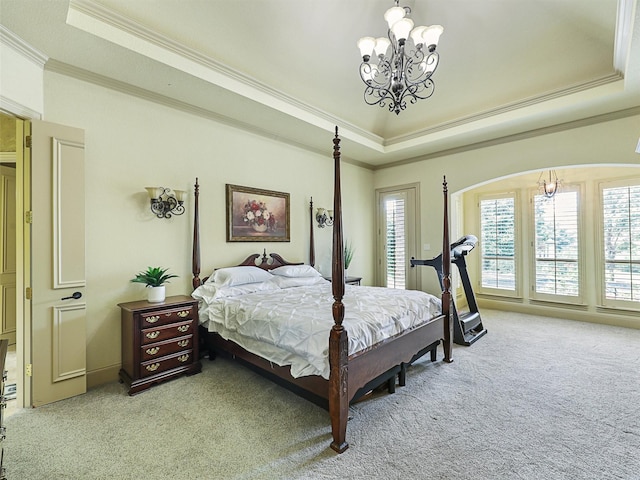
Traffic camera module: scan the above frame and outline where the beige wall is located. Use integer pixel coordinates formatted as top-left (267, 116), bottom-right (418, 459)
top-left (11, 59), bottom-right (640, 387)
top-left (373, 113), bottom-right (640, 326)
top-left (42, 71), bottom-right (374, 384)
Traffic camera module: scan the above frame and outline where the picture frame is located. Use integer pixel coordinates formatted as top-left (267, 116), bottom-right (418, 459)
top-left (226, 184), bottom-right (290, 242)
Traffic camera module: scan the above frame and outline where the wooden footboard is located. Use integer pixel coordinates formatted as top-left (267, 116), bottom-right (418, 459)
top-left (347, 315), bottom-right (446, 398)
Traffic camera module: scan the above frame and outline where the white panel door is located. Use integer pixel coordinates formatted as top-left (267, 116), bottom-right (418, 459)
top-left (30, 120), bottom-right (86, 407)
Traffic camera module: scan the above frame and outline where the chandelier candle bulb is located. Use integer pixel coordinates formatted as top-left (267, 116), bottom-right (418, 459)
top-left (357, 0), bottom-right (444, 115)
top-left (384, 5), bottom-right (406, 28)
top-left (391, 17), bottom-right (414, 41)
top-left (374, 37), bottom-right (391, 57)
top-left (357, 37), bottom-right (376, 60)
top-left (423, 25), bottom-right (444, 51)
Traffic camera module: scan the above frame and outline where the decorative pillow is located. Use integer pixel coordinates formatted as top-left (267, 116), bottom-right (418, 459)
top-left (270, 265), bottom-right (322, 278)
top-left (209, 266), bottom-right (273, 287)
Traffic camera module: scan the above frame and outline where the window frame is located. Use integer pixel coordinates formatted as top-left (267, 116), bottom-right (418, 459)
top-left (597, 177), bottom-right (640, 311)
top-left (476, 191), bottom-right (521, 299)
top-left (529, 183), bottom-right (585, 305)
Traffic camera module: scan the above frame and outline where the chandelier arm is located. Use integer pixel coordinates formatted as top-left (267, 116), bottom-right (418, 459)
top-left (405, 52), bottom-right (439, 84)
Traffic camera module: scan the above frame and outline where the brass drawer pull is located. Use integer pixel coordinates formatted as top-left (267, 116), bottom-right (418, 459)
top-left (145, 363), bottom-right (160, 372)
top-left (177, 325), bottom-right (189, 333)
top-left (177, 354), bottom-right (189, 362)
top-left (145, 347), bottom-right (160, 356)
top-left (145, 331), bottom-right (160, 339)
top-left (177, 310), bottom-right (189, 318)
top-left (145, 315), bottom-right (160, 324)
top-left (177, 340), bottom-right (189, 347)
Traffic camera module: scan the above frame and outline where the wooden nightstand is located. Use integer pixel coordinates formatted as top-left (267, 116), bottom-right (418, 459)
top-left (323, 276), bottom-right (362, 286)
top-left (118, 295), bottom-right (202, 395)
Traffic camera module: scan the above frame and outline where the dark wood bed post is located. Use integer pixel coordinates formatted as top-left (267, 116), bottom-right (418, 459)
top-left (309, 197), bottom-right (315, 267)
top-left (192, 178), bottom-right (202, 290)
top-left (329, 126), bottom-right (349, 453)
top-left (441, 176), bottom-right (454, 363)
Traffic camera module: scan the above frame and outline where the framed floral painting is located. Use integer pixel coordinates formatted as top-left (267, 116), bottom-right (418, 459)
top-left (225, 184), bottom-right (290, 242)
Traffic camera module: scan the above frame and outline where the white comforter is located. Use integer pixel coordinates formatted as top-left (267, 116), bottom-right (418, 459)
top-left (193, 281), bottom-right (442, 380)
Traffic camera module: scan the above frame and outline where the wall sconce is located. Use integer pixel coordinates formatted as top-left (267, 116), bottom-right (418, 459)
top-left (537, 170), bottom-right (561, 198)
top-left (316, 207), bottom-right (334, 228)
top-left (145, 186), bottom-right (186, 218)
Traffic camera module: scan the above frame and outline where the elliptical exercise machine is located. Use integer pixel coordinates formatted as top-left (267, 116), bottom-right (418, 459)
top-left (411, 234), bottom-right (487, 346)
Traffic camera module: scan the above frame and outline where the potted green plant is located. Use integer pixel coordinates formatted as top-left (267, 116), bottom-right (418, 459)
top-left (344, 241), bottom-right (355, 272)
top-left (131, 267), bottom-right (178, 302)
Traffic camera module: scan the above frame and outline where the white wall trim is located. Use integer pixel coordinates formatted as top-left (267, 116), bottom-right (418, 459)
top-left (0, 95), bottom-right (42, 120)
top-left (0, 25), bottom-right (48, 68)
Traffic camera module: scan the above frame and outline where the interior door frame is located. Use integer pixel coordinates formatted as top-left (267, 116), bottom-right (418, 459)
top-left (375, 183), bottom-right (421, 290)
top-left (0, 112), bottom-right (31, 410)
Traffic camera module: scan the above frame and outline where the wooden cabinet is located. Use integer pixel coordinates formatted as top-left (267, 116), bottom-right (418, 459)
top-left (118, 295), bottom-right (201, 395)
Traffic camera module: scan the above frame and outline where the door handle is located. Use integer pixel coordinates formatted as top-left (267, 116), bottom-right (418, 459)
top-left (61, 291), bottom-right (82, 300)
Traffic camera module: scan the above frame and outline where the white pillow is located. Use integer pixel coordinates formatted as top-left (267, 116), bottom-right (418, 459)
top-left (270, 265), bottom-right (321, 278)
top-left (210, 266), bottom-right (273, 287)
top-left (270, 275), bottom-right (328, 289)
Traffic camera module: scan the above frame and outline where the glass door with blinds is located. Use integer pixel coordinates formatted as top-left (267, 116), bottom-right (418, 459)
top-left (376, 186), bottom-right (419, 290)
top-left (531, 186), bottom-right (582, 303)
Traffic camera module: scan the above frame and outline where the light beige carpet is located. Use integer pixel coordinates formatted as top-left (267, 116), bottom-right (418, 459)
top-left (5, 310), bottom-right (640, 479)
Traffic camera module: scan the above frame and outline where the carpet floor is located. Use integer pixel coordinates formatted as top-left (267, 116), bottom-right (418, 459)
top-left (4, 309), bottom-right (640, 479)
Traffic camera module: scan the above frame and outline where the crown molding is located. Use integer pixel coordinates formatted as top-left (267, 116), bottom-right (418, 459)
top-left (66, 0), bottom-right (382, 150)
top-left (0, 25), bottom-right (48, 67)
top-left (614, 0), bottom-right (635, 72)
top-left (44, 60), bottom-right (370, 168)
top-left (387, 73), bottom-right (624, 147)
top-left (375, 106), bottom-right (640, 171)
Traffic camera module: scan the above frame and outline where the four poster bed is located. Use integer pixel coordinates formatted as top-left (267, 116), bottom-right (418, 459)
top-left (191, 127), bottom-right (453, 453)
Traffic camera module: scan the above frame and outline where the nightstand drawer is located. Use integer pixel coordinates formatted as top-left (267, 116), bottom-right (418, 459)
top-left (140, 305), bottom-right (194, 328)
top-left (140, 350), bottom-right (194, 378)
top-left (141, 320), bottom-right (194, 345)
top-left (140, 335), bottom-right (193, 361)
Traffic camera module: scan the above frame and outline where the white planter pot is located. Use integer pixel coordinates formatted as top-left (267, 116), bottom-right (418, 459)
top-left (147, 285), bottom-right (166, 303)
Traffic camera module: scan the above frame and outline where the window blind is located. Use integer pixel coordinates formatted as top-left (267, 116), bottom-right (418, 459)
top-left (385, 197), bottom-right (406, 289)
top-left (602, 185), bottom-right (640, 302)
top-left (533, 191), bottom-right (579, 296)
top-left (480, 197), bottom-right (516, 290)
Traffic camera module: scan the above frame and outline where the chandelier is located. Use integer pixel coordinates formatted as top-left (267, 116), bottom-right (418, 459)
top-left (537, 170), bottom-right (561, 198)
top-left (357, 1), bottom-right (444, 115)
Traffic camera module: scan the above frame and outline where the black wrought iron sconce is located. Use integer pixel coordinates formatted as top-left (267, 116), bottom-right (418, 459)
top-left (145, 186), bottom-right (186, 218)
top-left (316, 207), bottom-right (334, 228)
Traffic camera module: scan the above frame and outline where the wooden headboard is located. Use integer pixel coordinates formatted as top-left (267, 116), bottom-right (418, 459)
top-left (235, 250), bottom-right (303, 270)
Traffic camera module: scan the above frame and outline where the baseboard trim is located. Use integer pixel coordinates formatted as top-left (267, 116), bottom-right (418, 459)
top-left (478, 299), bottom-right (640, 330)
top-left (87, 364), bottom-right (120, 389)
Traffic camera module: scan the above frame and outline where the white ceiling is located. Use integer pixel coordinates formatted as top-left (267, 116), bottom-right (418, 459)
top-left (1, 0), bottom-right (639, 167)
